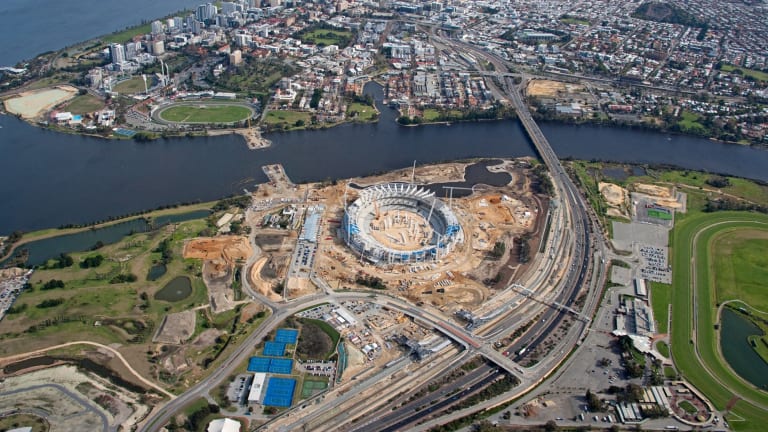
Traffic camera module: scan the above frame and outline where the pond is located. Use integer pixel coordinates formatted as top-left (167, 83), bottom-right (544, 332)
top-left (1, 209), bottom-right (210, 268)
top-left (146, 264), bottom-right (167, 281)
top-left (154, 276), bottom-right (192, 302)
top-left (720, 308), bottom-right (768, 389)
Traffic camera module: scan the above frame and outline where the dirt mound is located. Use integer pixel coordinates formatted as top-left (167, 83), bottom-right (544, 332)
top-left (635, 183), bottom-right (673, 198)
top-left (183, 237), bottom-right (252, 263)
top-left (599, 182), bottom-right (627, 206)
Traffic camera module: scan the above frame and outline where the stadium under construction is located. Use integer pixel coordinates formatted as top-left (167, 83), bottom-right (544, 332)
top-left (341, 183), bottom-right (463, 265)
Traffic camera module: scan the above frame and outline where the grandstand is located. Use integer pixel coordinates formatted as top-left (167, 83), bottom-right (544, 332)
top-left (341, 183), bottom-right (463, 265)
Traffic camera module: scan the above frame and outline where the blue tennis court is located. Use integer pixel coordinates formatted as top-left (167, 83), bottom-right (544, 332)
top-left (263, 377), bottom-right (296, 407)
top-left (269, 358), bottom-right (293, 374)
top-left (247, 356), bottom-right (271, 373)
top-left (247, 356), bottom-right (294, 374)
top-left (263, 341), bottom-right (286, 357)
top-left (275, 328), bottom-right (299, 344)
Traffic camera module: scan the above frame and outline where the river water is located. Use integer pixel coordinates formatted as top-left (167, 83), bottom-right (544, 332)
top-left (4, 4), bottom-right (768, 234)
top-left (0, 0), bottom-right (198, 66)
top-left (5, 81), bottom-right (768, 235)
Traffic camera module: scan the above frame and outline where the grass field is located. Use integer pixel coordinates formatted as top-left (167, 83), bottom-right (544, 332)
top-left (300, 377), bottom-right (329, 398)
top-left (101, 23), bottom-right (152, 44)
top-left (113, 76), bottom-right (149, 94)
top-left (748, 335), bottom-right (768, 364)
top-left (669, 210), bottom-right (768, 431)
top-left (657, 340), bottom-right (670, 358)
top-left (620, 166), bottom-right (768, 208)
top-left (0, 215), bottom-right (210, 355)
top-left (712, 231), bottom-right (768, 312)
top-left (651, 281), bottom-right (671, 333)
top-left (648, 209), bottom-right (673, 220)
top-left (676, 111), bottom-right (708, 134)
top-left (263, 110), bottom-right (312, 130)
top-left (64, 94), bottom-right (104, 114)
top-left (721, 64), bottom-right (768, 82)
top-left (347, 102), bottom-right (377, 122)
top-left (560, 17), bottom-right (590, 25)
top-left (299, 29), bottom-right (353, 47)
top-left (679, 399), bottom-right (699, 414)
top-left (159, 104), bottom-right (252, 124)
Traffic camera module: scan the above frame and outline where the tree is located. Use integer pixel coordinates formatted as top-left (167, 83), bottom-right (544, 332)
top-left (544, 420), bottom-right (559, 432)
top-left (586, 389), bottom-right (601, 411)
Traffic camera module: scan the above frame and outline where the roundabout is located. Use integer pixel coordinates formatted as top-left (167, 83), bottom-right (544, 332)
top-left (152, 101), bottom-right (255, 125)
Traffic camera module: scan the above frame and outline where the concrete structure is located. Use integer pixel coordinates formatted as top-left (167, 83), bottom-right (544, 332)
top-left (229, 49), bottom-right (242, 66)
top-left (248, 372), bottom-right (267, 404)
top-left (207, 418), bottom-right (240, 432)
top-left (341, 183), bottom-right (462, 265)
top-left (110, 43), bottom-right (125, 65)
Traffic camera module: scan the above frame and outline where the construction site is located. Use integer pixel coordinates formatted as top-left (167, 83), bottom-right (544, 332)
top-left (240, 158), bottom-right (548, 315)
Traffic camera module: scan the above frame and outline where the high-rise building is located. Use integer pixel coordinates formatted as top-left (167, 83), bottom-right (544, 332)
top-left (151, 20), bottom-right (164, 35)
top-left (229, 50), bottom-right (242, 66)
top-left (221, 2), bottom-right (237, 15)
top-left (173, 16), bottom-right (184, 30)
top-left (152, 41), bottom-right (165, 55)
top-left (110, 43), bottom-right (126, 65)
top-left (125, 42), bottom-right (141, 60)
top-left (196, 3), bottom-right (218, 22)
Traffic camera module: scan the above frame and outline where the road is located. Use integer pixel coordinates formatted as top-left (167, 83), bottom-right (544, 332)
top-left (139, 27), bottom-right (607, 432)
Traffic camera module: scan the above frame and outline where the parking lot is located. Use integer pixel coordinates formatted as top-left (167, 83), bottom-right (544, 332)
top-left (638, 245), bottom-right (672, 284)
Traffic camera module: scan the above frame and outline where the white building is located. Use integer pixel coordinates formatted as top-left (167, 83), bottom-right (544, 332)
top-left (248, 372), bottom-right (267, 404)
top-left (207, 418), bottom-right (241, 432)
top-left (110, 43), bottom-right (125, 65)
top-left (151, 20), bottom-right (164, 35)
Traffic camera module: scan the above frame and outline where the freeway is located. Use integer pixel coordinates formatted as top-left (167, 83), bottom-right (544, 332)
top-left (141, 29), bottom-right (606, 432)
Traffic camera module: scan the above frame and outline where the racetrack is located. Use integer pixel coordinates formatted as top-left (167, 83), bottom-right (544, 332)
top-left (153, 102), bottom-right (254, 125)
top-left (669, 211), bottom-right (768, 431)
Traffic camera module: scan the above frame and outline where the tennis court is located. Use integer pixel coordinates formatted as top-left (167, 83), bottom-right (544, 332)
top-left (248, 356), bottom-right (272, 372)
top-left (263, 377), bottom-right (296, 407)
top-left (269, 358), bottom-right (294, 374)
top-left (263, 341), bottom-right (287, 357)
top-left (275, 328), bottom-right (299, 344)
top-left (247, 356), bottom-right (294, 374)
top-left (301, 379), bottom-right (328, 398)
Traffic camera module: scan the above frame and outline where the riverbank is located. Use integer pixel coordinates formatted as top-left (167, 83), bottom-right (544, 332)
top-left (0, 201), bottom-right (216, 264)
top-left (533, 112), bottom-right (767, 148)
top-left (207, 128), bottom-right (272, 149)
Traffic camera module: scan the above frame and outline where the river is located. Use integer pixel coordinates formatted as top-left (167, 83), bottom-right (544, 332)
top-left (6, 77), bottom-right (768, 235)
top-left (0, 0), bottom-right (198, 66)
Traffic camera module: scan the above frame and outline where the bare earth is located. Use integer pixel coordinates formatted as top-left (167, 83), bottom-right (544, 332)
top-left (153, 310), bottom-right (196, 344)
top-left (526, 79), bottom-right (582, 98)
top-left (4, 86), bottom-right (78, 119)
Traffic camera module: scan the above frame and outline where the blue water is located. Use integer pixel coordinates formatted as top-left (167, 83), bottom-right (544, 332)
top-left (1, 209), bottom-right (209, 267)
top-left (0, 0), bottom-right (198, 65)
